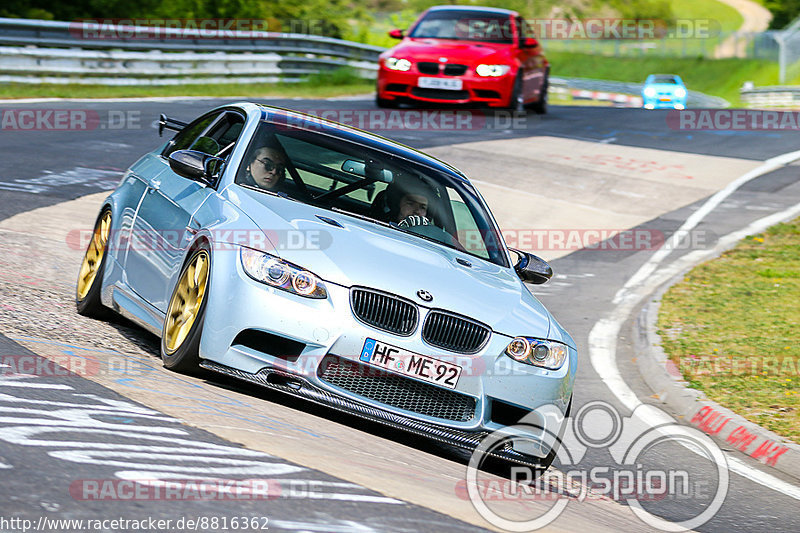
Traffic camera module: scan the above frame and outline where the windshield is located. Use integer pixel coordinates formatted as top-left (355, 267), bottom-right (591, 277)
top-left (409, 10), bottom-right (514, 44)
top-left (650, 75), bottom-right (680, 84)
top-left (236, 119), bottom-right (508, 267)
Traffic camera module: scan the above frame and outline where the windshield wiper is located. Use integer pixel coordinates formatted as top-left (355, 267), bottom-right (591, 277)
top-left (330, 207), bottom-right (395, 229)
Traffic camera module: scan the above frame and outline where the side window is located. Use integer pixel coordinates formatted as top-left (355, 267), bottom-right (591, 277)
top-left (162, 112), bottom-right (221, 158)
top-left (447, 188), bottom-right (490, 260)
top-left (519, 18), bottom-right (536, 40)
top-left (200, 112), bottom-right (245, 159)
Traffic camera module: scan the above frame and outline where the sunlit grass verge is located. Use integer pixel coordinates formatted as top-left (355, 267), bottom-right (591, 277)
top-left (548, 52), bottom-right (795, 106)
top-left (657, 216), bottom-right (800, 442)
top-left (0, 75), bottom-right (374, 100)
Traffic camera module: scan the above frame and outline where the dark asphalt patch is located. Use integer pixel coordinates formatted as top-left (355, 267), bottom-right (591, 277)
top-left (740, 166), bottom-right (800, 193)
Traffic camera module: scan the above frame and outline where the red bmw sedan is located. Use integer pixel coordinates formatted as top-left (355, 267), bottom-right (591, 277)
top-left (376, 5), bottom-right (549, 113)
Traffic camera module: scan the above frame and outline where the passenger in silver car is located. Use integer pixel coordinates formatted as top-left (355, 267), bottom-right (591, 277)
top-left (245, 146), bottom-right (287, 190)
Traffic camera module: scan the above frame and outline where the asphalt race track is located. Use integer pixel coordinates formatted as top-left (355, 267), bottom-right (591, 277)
top-left (0, 97), bottom-right (798, 532)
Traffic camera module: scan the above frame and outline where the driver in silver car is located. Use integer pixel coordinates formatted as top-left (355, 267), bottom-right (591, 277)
top-left (374, 174), bottom-right (437, 227)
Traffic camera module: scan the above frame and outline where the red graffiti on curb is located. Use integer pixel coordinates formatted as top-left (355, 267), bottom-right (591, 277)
top-left (690, 406), bottom-right (789, 467)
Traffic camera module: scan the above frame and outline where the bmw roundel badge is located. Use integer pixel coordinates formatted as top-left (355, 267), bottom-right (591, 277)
top-left (416, 289), bottom-right (433, 302)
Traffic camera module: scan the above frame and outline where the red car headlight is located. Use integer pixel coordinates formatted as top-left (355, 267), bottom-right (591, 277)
top-left (385, 57), bottom-right (412, 71)
top-left (476, 64), bottom-right (511, 77)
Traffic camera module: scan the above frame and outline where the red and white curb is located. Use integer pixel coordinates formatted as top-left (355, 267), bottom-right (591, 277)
top-left (571, 89), bottom-right (642, 107)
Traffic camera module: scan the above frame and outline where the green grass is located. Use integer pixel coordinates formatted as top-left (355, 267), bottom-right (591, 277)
top-left (657, 217), bottom-right (800, 442)
top-left (548, 51), bottom-right (794, 105)
top-left (543, 0), bottom-right (746, 63)
top-left (0, 77), bottom-right (374, 100)
top-left (670, 0), bottom-right (743, 33)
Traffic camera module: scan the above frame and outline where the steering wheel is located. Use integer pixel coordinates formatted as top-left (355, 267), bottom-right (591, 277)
top-left (399, 216), bottom-right (468, 252)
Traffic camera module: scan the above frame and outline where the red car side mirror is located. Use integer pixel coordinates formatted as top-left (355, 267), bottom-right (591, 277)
top-left (389, 29), bottom-right (404, 39)
top-left (523, 37), bottom-right (539, 48)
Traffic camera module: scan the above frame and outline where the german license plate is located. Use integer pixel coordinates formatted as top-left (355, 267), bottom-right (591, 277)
top-left (359, 338), bottom-right (462, 389)
top-left (417, 77), bottom-right (463, 90)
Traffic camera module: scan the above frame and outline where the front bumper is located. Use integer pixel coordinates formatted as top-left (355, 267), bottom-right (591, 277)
top-left (642, 95), bottom-right (686, 109)
top-left (199, 247), bottom-right (575, 459)
top-left (378, 68), bottom-right (514, 107)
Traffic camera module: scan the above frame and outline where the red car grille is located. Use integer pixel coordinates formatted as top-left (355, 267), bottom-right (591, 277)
top-left (417, 62), bottom-right (468, 76)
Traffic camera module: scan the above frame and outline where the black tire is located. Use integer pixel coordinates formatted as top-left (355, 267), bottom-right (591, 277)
top-left (530, 75), bottom-right (548, 115)
top-left (375, 93), bottom-right (398, 109)
top-left (160, 244), bottom-right (211, 373)
top-left (76, 208), bottom-right (112, 318)
top-left (507, 74), bottom-right (525, 114)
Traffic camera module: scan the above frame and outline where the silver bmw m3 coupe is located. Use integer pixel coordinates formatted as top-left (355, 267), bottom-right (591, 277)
top-left (76, 102), bottom-right (576, 467)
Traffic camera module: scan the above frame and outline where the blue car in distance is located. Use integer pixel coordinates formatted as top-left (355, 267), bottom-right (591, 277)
top-left (642, 74), bottom-right (687, 109)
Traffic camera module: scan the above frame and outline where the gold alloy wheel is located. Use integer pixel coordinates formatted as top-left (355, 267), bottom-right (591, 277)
top-left (77, 211), bottom-right (111, 300)
top-left (163, 250), bottom-right (210, 355)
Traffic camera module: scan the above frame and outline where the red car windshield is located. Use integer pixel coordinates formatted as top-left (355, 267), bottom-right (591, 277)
top-left (409, 10), bottom-right (513, 44)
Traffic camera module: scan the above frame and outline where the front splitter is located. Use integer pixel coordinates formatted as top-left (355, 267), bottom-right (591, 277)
top-left (200, 359), bottom-right (545, 468)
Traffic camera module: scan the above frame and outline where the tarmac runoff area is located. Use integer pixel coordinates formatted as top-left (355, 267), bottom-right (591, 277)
top-left (0, 134), bottom-right (779, 531)
top-left (426, 136), bottom-right (762, 260)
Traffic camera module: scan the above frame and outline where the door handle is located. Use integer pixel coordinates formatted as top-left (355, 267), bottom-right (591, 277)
top-left (148, 178), bottom-right (161, 192)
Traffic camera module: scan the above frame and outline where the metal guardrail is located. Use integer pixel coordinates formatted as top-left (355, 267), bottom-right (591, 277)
top-left (0, 17), bottom-right (732, 107)
top-left (0, 18), bottom-right (384, 58)
top-left (0, 17), bottom-right (382, 84)
top-left (740, 86), bottom-right (800, 108)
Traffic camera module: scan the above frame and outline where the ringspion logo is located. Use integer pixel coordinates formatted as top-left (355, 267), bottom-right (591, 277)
top-left (463, 401), bottom-right (729, 531)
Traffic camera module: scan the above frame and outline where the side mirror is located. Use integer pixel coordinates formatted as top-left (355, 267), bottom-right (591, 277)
top-left (510, 248), bottom-right (553, 284)
top-left (168, 150), bottom-right (224, 186)
top-left (389, 29), bottom-right (404, 39)
top-left (523, 37), bottom-right (539, 48)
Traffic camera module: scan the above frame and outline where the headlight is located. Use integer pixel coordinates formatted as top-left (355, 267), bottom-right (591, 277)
top-left (674, 87), bottom-right (687, 98)
top-left (476, 64), bottom-right (511, 77)
top-left (385, 57), bottom-right (412, 71)
top-left (504, 337), bottom-right (568, 370)
top-left (240, 247), bottom-right (327, 299)
top-left (643, 87), bottom-right (656, 97)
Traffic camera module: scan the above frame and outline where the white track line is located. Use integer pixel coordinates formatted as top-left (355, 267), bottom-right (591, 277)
top-left (590, 150), bottom-right (800, 501)
top-left (616, 149), bottom-right (800, 302)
